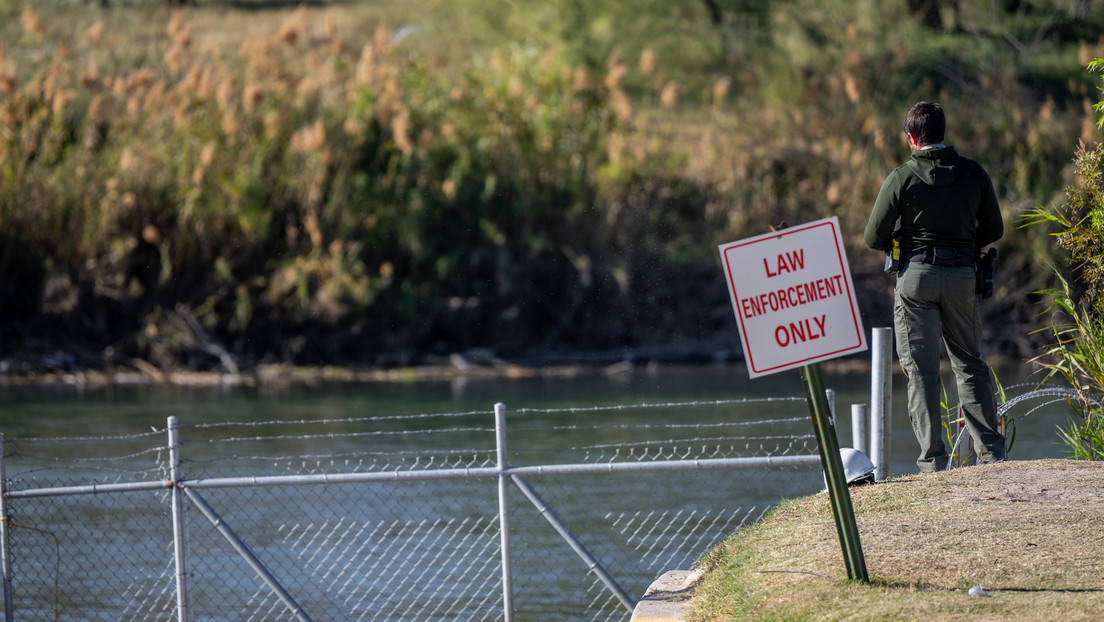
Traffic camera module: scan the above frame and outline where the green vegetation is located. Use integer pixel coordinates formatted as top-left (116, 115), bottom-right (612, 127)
top-left (1024, 59), bottom-right (1104, 459)
top-left (0, 0), bottom-right (1101, 372)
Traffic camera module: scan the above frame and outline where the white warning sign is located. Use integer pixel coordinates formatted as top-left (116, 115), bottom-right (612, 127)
top-left (719, 217), bottom-right (867, 378)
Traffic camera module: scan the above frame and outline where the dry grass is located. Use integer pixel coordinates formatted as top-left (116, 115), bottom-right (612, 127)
top-left (1, 1), bottom-right (678, 360)
top-left (0, 1), bottom-right (1099, 366)
top-left (691, 459), bottom-right (1104, 622)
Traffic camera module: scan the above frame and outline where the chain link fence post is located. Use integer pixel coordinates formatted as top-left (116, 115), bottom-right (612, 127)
top-left (0, 433), bottom-right (12, 622)
top-left (494, 403), bottom-right (515, 622)
top-left (168, 416), bottom-right (190, 622)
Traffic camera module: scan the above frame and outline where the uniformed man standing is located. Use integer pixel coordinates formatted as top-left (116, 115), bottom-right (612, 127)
top-left (864, 101), bottom-right (1005, 472)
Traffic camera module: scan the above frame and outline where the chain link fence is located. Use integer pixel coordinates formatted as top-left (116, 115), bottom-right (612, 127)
top-left (0, 396), bottom-right (826, 621)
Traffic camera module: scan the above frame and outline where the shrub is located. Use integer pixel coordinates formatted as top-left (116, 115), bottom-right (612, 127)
top-left (1026, 59), bottom-right (1104, 459)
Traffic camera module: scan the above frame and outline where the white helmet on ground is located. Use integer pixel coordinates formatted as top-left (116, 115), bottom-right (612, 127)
top-left (839, 447), bottom-right (876, 485)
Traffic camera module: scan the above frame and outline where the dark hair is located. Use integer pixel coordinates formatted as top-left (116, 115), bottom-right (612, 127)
top-left (903, 102), bottom-right (945, 146)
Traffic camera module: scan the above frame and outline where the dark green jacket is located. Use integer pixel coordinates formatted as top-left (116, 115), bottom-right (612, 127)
top-left (864, 146), bottom-right (1003, 254)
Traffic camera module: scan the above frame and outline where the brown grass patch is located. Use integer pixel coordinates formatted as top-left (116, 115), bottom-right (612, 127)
top-left (691, 460), bottom-right (1104, 621)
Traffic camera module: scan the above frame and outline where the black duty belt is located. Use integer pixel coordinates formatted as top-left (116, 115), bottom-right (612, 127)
top-left (902, 246), bottom-right (974, 267)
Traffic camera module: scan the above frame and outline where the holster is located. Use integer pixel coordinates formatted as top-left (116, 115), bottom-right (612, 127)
top-left (976, 248), bottom-right (997, 300)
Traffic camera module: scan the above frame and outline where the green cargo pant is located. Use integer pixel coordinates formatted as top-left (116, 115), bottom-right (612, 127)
top-left (894, 262), bottom-right (1005, 472)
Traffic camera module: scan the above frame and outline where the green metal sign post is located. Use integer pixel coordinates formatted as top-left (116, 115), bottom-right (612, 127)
top-left (800, 362), bottom-right (868, 582)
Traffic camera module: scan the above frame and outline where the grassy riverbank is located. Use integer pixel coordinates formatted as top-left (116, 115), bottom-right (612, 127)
top-left (1, 1), bottom-right (1102, 376)
top-left (689, 459), bottom-right (1104, 621)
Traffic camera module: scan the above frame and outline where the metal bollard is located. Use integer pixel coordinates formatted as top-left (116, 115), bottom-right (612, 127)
top-left (851, 404), bottom-right (869, 455)
top-left (870, 327), bottom-right (893, 481)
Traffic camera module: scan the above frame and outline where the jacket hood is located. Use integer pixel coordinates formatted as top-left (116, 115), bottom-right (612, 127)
top-left (905, 146), bottom-right (960, 187)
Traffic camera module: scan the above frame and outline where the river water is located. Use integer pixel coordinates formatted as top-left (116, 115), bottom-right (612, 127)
top-left (0, 362), bottom-right (1073, 470)
top-left (0, 362), bottom-right (1077, 620)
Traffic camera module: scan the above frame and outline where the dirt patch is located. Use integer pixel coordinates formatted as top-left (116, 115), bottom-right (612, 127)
top-left (851, 460), bottom-right (1104, 591)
